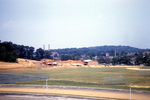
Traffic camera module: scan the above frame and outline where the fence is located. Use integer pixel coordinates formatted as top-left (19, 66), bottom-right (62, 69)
top-left (139, 71), bottom-right (150, 76)
top-left (0, 71), bottom-right (50, 84)
top-left (104, 76), bottom-right (126, 85)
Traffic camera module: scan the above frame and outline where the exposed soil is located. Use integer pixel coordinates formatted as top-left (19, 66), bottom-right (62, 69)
top-left (126, 68), bottom-right (150, 71)
top-left (0, 59), bottom-right (41, 70)
top-left (0, 87), bottom-right (150, 100)
top-left (0, 58), bottom-right (142, 71)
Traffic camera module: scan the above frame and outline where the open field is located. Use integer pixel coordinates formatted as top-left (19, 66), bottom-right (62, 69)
top-left (11, 67), bottom-right (149, 91)
top-left (0, 60), bottom-right (150, 91)
top-left (1, 60), bottom-right (150, 100)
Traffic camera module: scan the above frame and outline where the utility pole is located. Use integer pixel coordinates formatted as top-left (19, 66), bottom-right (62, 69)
top-left (130, 84), bottom-right (131, 100)
top-left (46, 80), bottom-right (48, 94)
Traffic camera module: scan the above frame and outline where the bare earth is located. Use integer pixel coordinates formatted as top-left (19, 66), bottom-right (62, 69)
top-left (126, 67), bottom-right (150, 71)
top-left (0, 87), bottom-right (150, 100)
top-left (0, 58), bottom-right (148, 71)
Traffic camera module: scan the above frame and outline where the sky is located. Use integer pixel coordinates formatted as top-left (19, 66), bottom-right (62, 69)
top-left (0, 0), bottom-right (150, 50)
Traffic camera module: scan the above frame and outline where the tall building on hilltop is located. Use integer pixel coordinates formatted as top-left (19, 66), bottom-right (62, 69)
top-left (114, 47), bottom-right (116, 57)
top-left (48, 44), bottom-right (50, 51)
top-left (43, 44), bottom-right (45, 51)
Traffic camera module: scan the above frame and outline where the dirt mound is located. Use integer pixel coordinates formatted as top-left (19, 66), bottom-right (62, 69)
top-left (17, 58), bottom-right (40, 67)
top-left (0, 58), bottom-right (41, 70)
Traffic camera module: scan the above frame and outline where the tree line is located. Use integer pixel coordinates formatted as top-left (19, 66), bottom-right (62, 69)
top-left (51, 45), bottom-right (149, 56)
top-left (59, 50), bottom-right (150, 66)
top-left (134, 52), bottom-right (150, 65)
top-left (60, 53), bottom-right (80, 61)
top-left (111, 52), bottom-right (150, 66)
top-left (0, 41), bottom-right (52, 62)
top-left (1, 41), bottom-right (150, 66)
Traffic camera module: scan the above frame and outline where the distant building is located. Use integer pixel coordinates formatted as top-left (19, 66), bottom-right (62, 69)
top-left (80, 55), bottom-right (86, 61)
top-left (51, 52), bottom-right (60, 60)
top-left (106, 53), bottom-right (109, 57)
top-left (127, 53), bottom-right (135, 57)
top-left (93, 56), bottom-right (99, 60)
top-left (83, 60), bottom-right (98, 66)
top-left (143, 50), bottom-right (150, 56)
top-left (130, 57), bottom-right (136, 65)
top-left (108, 56), bottom-right (114, 62)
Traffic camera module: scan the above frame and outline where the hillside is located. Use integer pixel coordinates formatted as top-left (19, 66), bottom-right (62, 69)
top-left (51, 45), bottom-right (150, 56)
top-left (0, 58), bottom-right (41, 70)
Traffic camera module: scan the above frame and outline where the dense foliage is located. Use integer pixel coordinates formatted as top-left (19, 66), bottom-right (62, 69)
top-left (111, 53), bottom-right (150, 65)
top-left (0, 41), bottom-right (52, 62)
top-left (1, 41), bottom-right (150, 66)
top-left (112, 55), bottom-right (131, 65)
top-left (0, 42), bottom-right (19, 62)
top-left (51, 45), bottom-right (149, 56)
top-left (134, 53), bottom-right (150, 65)
top-left (52, 46), bottom-right (149, 63)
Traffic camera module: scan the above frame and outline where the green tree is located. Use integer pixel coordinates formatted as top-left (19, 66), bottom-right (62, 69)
top-left (120, 51), bottom-right (127, 56)
top-left (54, 54), bottom-right (58, 57)
top-left (36, 48), bottom-right (44, 60)
top-left (119, 54), bottom-right (130, 64)
top-left (0, 41), bottom-right (19, 62)
top-left (109, 50), bottom-right (114, 56)
top-left (112, 57), bottom-right (119, 65)
top-left (75, 55), bottom-right (80, 60)
top-left (0, 46), bottom-right (6, 61)
top-left (45, 51), bottom-right (53, 59)
top-left (29, 47), bottom-right (34, 59)
top-left (134, 53), bottom-right (138, 57)
top-left (146, 56), bottom-right (150, 66)
top-left (143, 53), bottom-right (148, 64)
top-left (60, 54), bottom-right (72, 61)
top-left (105, 57), bottom-right (111, 64)
top-left (135, 52), bottom-right (144, 65)
top-left (98, 56), bottom-right (105, 63)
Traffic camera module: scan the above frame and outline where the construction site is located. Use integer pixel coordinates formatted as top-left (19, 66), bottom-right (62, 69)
top-left (0, 58), bottom-right (102, 71)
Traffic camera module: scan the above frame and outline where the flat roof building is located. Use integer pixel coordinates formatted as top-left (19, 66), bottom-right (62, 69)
top-left (83, 60), bottom-right (98, 66)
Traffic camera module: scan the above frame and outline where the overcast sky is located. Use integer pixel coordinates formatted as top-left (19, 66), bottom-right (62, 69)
top-left (0, 0), bottom-right (150, 50)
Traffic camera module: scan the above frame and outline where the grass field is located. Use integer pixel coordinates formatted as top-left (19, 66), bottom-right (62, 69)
top-left (12, 67), bottom-right (150, 91)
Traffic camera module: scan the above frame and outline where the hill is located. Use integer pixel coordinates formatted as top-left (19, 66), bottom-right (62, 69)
top-left (51, 45), bottom-right (150, 56)
top-left (0, 58), bottom-right (41, 70)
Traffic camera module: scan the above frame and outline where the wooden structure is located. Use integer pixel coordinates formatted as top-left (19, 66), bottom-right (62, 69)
top-left (83, 60), bottom-right (98, 66)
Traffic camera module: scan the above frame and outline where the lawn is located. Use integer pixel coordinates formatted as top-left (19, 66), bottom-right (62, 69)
top-left (14, 67), bottom-right (150, 91)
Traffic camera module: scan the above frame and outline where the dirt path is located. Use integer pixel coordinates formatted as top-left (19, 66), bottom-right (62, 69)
top-left (126, 68), bottom-right (150, 71)
top-left (0, 87), bottom-right (150, 100)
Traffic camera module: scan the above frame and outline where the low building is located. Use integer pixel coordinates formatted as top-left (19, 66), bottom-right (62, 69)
top-left (83, 60), bottom-right (98, 66)
top-left (130, 57), bottom-right (136, 65)
top-left (106, 53), bottom-right (109, 57)
top-left (51, 52), bottom-right (60, 60)
top-left (80, 55), bottom-right (86, 61)
top-left (41, 59), bottom-right (57, 66)
top-left (143, 50), bottom-right (150, 56)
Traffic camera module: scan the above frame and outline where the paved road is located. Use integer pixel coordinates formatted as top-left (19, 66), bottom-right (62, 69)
top-left (0, 93), bottom-right (108, 100)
